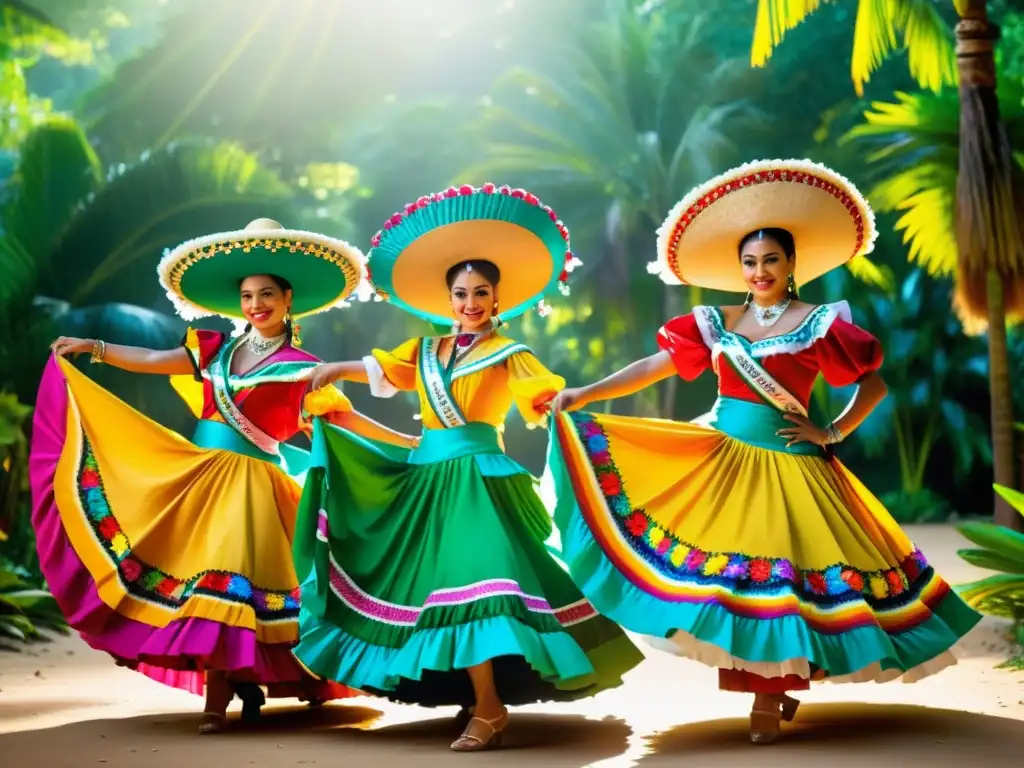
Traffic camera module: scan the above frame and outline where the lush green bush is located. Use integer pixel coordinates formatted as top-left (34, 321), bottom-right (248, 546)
top-left (956, 484), bottom-right (1024, 653)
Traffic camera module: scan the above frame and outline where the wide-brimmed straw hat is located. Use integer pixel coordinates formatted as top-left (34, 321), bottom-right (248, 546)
top-left (365, 184), bottom-right (582, 325)
top-left (648, 159), bottom-right (878, 293)
top-left (158, 218), bottom-right (368, 322)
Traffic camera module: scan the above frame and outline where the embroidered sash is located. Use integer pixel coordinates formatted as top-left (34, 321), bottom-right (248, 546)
top-left (419, 337), bottom-right (467, 428)
top-left (207, 338), bottom-right (290, 456)
top-left (715, 332), bottom-right (808, 417)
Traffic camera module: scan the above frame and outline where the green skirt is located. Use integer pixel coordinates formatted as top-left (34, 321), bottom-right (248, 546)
top-left (292, 420), bottom-right (644, 707)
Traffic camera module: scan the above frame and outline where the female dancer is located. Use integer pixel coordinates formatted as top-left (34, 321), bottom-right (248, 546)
top-left (545, 160), bottom-right (981, 744)
top-left (32, 219), bottom-right (417, 733)
top-left (299, 185), bottom-right (643, 751)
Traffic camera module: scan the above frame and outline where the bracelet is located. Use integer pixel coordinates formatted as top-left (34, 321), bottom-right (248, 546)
top-left (824, 422), bottom-right (844, 445)
top-left (90, 340), bottom-right (106, 364)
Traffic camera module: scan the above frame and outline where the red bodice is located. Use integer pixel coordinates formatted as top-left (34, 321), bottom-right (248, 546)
top-left (189, 330), bottom-right (321, 442)
top-left (656, 305), bottom-right (883, 410)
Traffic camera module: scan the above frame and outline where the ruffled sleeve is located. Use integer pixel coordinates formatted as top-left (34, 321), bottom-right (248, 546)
top-left (816, 318), bottom-right (884, 387)
top-left (363, 337), bottom-right (421, 397)
top-left (656, 313), bottom-right (713, 381)
top-left (302, 384), bottom-right (353, 418)
top-left (506, 351), bottom-right (566, 428)
top-left (181, 328), bottom-right (227, 379)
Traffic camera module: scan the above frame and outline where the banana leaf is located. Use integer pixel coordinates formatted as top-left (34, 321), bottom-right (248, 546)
top-left (956, 574), bottom-right (1024, 620)
top-left (994, 483), bottom-right (1024, 520)
top-left (956, 547), bottom-right (1024, 574)
top-left (956, 521), bottom-right (1024, 560)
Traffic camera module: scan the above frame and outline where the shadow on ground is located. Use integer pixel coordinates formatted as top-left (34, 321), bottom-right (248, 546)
top-left (0, 704), bottom-right (631, 768)
top-left (639, 703), bottom-right (1024, 765)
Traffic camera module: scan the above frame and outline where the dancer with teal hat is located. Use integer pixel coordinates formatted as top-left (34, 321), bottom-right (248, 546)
top-left (294, 184), bottom-right (643, 752)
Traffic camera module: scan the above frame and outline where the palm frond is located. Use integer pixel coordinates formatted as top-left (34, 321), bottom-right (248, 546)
top-left (38, 141), bottom-right (294, 308)
top-left (846, 253), bottom-right (896, 291)
top-left (1, 115), bottom-right (102, 258)
top-left (750, 0), bottom-right (824, 70)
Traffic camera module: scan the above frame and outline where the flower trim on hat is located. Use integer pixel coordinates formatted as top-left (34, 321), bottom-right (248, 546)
top-left (648, 159), bottom-right (878, 286)
top-left (367, 183), bottom-right (583, 317)
top-left (157, 228), bottom-right (371, 322)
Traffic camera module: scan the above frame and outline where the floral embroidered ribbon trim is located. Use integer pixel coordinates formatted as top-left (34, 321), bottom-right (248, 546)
top-left (570, 412), bottom-right (930, 605)
top-left (77, 437), bottom-right (299, 620)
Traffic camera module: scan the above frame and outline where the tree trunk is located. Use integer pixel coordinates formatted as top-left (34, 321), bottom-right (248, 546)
top-left (955, 2), bottom-right (1023, 531)
top-left (986, 269), bottom-right (1019, 528)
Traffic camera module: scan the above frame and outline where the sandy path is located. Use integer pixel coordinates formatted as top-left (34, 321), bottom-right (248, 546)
top-left (1, 525), bottom-right (1022, 767)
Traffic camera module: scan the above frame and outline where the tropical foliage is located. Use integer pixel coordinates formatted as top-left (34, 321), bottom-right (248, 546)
top-left (957, 483), bottom-right (1024, 649)
top-left (746, 0), bottom-right (958, 95)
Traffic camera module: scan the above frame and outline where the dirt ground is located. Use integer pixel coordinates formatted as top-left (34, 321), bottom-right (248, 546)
top-left (1, 525), bottom-right (1022, 767)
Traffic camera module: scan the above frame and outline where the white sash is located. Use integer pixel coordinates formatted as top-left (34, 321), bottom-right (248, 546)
top-left (419, 337), bottom-right (467, 428)
top-left (715, 333), bottom-right (808, 417)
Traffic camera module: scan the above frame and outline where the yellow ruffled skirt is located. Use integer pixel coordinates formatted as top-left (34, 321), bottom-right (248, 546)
top-left (545, 398), bottom-right (981, 687)
top-left (30, 357), bottom-right (350, 699)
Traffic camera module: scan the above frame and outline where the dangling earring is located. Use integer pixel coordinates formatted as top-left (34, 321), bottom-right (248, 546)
top-left (787, 273), bottom-right (797, 299)
top-left (286, 312), bottom-right (302, 347)
top-left (743, 291), bottom-right (753, 308)
top-left (491, 303), bottom-right (501, 329)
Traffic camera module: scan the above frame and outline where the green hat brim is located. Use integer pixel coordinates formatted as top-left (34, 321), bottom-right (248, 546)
top-left (158, 228), bottom-right (367, 322)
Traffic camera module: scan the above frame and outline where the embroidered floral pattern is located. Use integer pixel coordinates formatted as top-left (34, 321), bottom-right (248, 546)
top-left (571, 412), bottom-right (931, 606)
top-left (77, 437), bottom-right (299, 620)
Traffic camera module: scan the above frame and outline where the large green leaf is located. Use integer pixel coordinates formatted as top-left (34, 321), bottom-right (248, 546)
top-left (957, 521), bottom-right (1024, 560)
top-left (994, 483), bottom-right (1024, 520)
top-left (1, 115), bottom-right (102, 259)
top-left (956, 573), bottom-right (1024, 620)
top-left (38, 140), bottom-right (295, 308)
top-left (957, 547), bottom-right (1024, 574)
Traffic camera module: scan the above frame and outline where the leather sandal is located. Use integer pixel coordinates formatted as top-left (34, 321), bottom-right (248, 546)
top-left (450, 710), bottom-right (509, 752)
top-left (198, 712), bottom-right (229, 735)
top-left (749, 707), bottom-right (782, 745)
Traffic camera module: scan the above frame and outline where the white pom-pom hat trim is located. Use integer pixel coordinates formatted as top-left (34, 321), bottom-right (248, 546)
top-left (157, 220), bottom-right (369, 322)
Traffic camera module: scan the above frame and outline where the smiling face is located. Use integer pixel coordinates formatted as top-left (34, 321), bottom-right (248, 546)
top-left (739, 233), bottom-right (793, 305)
top-left (239, 274), bottom-right (292, 334)
top-left (449, 269), bottom-right (498, 333)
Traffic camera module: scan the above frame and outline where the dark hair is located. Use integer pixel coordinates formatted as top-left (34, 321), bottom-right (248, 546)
top-left (237, 273), bottom-right (293, 292)
top-left (445, 260), bottom-right (501, 289)
top-left (237, 273), bottom-right (297, 340)
top-left (738, 228), bottom-right (798, 299)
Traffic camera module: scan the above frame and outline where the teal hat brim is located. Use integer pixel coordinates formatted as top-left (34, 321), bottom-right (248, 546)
top-left (159, 228), bottom-right (367, 321)
top-left (367, 187), bottom-right (572, 325)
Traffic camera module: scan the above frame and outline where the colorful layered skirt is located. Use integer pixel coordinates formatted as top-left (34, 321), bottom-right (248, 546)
top-left (292, 419), bottom-right (644, 707)
top-left (545, 396), bottom-right (981, 687)
top-left (29, 356), bottom-right (350, 700)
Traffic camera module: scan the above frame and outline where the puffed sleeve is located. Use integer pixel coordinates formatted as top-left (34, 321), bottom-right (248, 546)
top-left (655, 314), bottom-right (712, 381)
top-left (506, 351), bottom-right (566, 428)
top-left (302, 384), bottom-right (354, 417)
top-left (362, 337), bottom-right (421, 397)
top-left (816, 318), bottom-right (884, 387)
top-left (181, 328), bottom-right (227, 380)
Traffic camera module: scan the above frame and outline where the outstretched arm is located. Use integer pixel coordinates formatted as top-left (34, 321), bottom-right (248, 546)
top-left (51, 336), bottom-right (194, 376)
top-left (327, 410), bottom-right (418, 448)
top-left (551, 351), bottom-right (677, 412)
top-left (309, 360), bottom-right (370, 391)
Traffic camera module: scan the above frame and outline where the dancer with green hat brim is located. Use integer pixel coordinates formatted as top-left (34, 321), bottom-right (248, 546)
top-left (295, 184), bottom-right (644, 752)
top-left (33, 218), bottom-right (418, 734)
